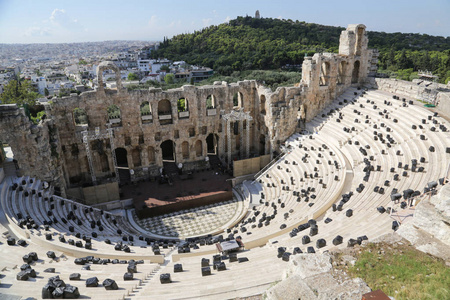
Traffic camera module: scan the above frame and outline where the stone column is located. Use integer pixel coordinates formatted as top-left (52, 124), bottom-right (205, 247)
top-left (246, 119), bottom-right (250, 158)
top-left (227, 120), bottom-right (232, 167)
top-left (239, 120), bottom-right (244, 158)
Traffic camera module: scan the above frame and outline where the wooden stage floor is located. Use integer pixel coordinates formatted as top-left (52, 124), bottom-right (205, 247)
top-left (120, 169), bottom-right (233, 210)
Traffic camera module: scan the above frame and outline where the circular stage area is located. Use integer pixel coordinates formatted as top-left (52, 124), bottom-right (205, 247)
top-left (132, 197), bottom-right (245, 238)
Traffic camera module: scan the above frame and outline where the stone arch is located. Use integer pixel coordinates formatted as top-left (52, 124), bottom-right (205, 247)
top-left (177, 97), bottom-right (188, 112)
top-left (114, 148), bottom-right (128, 167)
top-left (195, 140), bottom-right (203, 157)
top-left (233, 92), bottom-right (243, 108)
top-left (161, 140), bottom-right (175, 161)
top-left (107, 104), bottom-right (121, 125)
top-left (320, 61), bottom-right (331, 86)
top-left (206, 95), bottom-right (216, 108)
top-left (259, 134), bottom-right (266, 155)
top-left (148, 146), bottom-right (155, 164)
top-left (158, 99), bottom-right (172, 125)
top-left (352, 60), bottom-right (360, 84)
top-left (260, 95), bottom-right (266, 115)
top-left (140, 101), bottom-right (151, 115)
top-left (206, 133), bottom-right (219, 155)
top-left (97, 61), bottom-right (123, 92)
top-left (338, 61), bottom-right (347, 85)
top-left (140, 101), bottom-right (152, 124)
top-left (355, 25), bottom-right (365, 56)
top-left (181, 141), bottom-right (189, 159)
top-left (131, 147), bottom-right (141, 167)
top-left (73, 108), bottom-right (88, 126)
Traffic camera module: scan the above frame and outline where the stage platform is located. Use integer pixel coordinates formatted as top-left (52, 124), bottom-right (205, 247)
top-left (121, 168), bottom-right (233, 217)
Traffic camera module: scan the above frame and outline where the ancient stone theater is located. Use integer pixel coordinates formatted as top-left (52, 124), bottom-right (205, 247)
top-left (0, 24), bottom-right (449, 299)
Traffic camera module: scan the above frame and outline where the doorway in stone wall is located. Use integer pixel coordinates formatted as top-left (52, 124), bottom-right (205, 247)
top-left (161, 140), bottom-right (175, 162)
top-left (206, 133), bottom-right (219, 155)
top-left (352, 60), bottom-right (360, 84)
top-left (114, 147), bottom-right (130, 183)
top-left (259, 134), bottom-right (266, 156)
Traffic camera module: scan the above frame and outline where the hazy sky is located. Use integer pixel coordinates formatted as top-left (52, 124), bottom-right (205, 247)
top-left (0, 0), bottom-right (449, 43)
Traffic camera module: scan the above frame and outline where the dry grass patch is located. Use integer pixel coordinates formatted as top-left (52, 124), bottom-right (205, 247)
top-left (335, 241), bottom-right (449, 300)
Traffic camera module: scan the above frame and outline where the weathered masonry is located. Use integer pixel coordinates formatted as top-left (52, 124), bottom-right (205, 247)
top-left (0, 24), bottom-right (377, 200)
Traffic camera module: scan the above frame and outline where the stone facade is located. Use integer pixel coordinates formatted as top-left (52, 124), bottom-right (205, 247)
top-left (0, 24), bottom-right (376, 198)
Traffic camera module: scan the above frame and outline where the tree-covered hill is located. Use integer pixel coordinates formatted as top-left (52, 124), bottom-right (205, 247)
top-left (151, 16), bottom-right (450, 83)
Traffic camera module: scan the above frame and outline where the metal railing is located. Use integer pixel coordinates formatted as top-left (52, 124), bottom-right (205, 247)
top-left (252, 151), bottom-right (286, 183)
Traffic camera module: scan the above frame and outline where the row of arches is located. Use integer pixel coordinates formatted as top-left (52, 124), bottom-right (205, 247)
top-left (72, 92), bottom-right (248, 126)
top-left (319, 60), bottom-right (360, 87)
top-left (112, 133), bottom-right (219, 169)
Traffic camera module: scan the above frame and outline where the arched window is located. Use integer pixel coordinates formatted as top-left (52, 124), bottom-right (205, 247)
top-left (132, 148), bottom-right (141, 167)
top-left (182, 141), bottom-right (189, 159)
top-left (355, 26), bottom-right (365, 56)
top-left (320, 61), bottom-right (331, 86)
top-left (206, 95), bottom-right (217, 116)
top-left (178, 97), bottom-right (190, 119)
top-left (206, 95), bottom-right (216, 108)
top-left (338, 61), bottom-right (346, 85)
top-left (233, 92), bottom-right (243, 108)
top-left (177, 98), bottom-right (188, 112)
top-left (158, 99), bottom-right (172, 125)
top-left (352, 60), bottom-right (360, 84)
top-left (148, 146), bottom-right (155, 164)
top-left (260, 95), bottom-right (266, 115)
top-left (97, 61), bottom-right (123, 93)
top-left (140, 101), bottom-right (152, 123)
top-left (107, 104), bottom-right (121, 126)
top-left (73, 108), bottom-right (88, 126)
top-left (195, 140), bottom-right (202, 157)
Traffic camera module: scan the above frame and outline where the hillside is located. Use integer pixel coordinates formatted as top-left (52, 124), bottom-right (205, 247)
top-left (151, 16), bottom-right (450, 83)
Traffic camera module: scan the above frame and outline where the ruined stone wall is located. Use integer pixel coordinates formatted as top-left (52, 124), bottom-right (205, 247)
top-left (0, 104), bottom-right (66, 193)
top-left (49, 80), bottom-right (276, 187)
top-left (0, 24), bottom-right (376, 193)
top-left (370, 78), bottom-right (450, 117)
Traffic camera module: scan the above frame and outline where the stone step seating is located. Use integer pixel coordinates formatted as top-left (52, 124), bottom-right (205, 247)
top-left (0, 177), bottom-right (174, 258)
top-left (234, 136), bottom-right (346, 244)
top-left (306, 88), bottom-right (360, 132)
top-left (0, 238), bottom-right (159, 300)
top-left (272, 207), bottom-right (393, 254)
top-left (130, 246), bottom-right (285, 300)
top-left (268, 88), bottom-right (449, 254)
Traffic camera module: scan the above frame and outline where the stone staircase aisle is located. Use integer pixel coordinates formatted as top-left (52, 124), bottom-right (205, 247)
top-left (125, 247), bottom-right (178, 300)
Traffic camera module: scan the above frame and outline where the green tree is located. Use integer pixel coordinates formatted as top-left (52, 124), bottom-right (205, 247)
top-left (73, 108), bottom-right (88, 125)
top-left (177, 98), bottom-right (186, 112)
top-left (0, 79), bottom-right (39, 105)
top-left (127, 72), bottom-right (139, 81)
top-left (58, 88), bottom-right (70, 98)
top-left (164, 73), bottom-right (174, 84)
top-left (160, 65), bottom-right (170, 72)
top-left (44, 88), bottom-right (49, 96)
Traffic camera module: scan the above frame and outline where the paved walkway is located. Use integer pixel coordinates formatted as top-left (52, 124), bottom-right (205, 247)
top-left (132, 199), bottom-right (240, 238)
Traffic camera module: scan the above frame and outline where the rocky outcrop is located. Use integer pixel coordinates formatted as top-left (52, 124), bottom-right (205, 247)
top-left (397, 185), bottom-right (450, 261)
top-left (264, 253), bottom-right (371, 300)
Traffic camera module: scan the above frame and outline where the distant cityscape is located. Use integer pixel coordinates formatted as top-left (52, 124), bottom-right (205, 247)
top-left (0, 41), bottom-right (214, 102)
